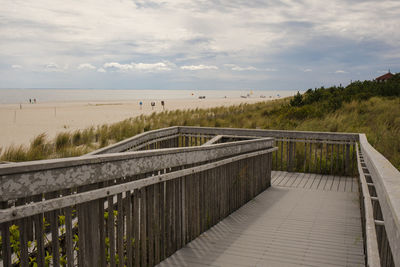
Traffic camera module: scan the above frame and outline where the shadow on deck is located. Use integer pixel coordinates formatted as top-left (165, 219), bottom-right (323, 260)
top-left (158, 171), bottom-right (364, 267)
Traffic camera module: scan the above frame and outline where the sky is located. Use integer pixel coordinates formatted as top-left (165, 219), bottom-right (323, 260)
top-left (1, 0), bottom-right (399, 91)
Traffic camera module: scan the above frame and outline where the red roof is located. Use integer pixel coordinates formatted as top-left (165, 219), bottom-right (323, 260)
top-left (375, 72), bottom-right (394, 81)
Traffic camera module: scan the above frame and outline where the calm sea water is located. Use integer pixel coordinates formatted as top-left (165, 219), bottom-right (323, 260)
top-left (0, 89), bottom-right (299, 104)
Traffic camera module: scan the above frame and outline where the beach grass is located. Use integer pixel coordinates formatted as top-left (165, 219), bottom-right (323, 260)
top-left (1, 78), bottom-right (399, 170)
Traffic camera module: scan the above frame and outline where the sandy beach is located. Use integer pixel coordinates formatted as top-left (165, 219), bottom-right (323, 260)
top-left (0, 97), bottom-right (271, 148)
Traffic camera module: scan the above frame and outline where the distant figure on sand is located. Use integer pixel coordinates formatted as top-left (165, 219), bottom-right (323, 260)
top-left (34, 98), bottom-right (36, 104)
top-left (29, 99), bottom-right (31, 104)
top-left (151, 101), bottom-right (155, 110)
top-left (139, 101), bottom-right (143, 110)
top-left (161, 100), bottom-right (165, 110)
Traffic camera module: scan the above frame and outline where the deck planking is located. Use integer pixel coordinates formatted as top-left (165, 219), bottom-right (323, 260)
top-left (158, 172), bottom-right (364, 267)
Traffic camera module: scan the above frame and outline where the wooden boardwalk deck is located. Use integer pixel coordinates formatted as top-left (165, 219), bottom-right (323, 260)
top-left (157, 171), bottom-right (364, 267)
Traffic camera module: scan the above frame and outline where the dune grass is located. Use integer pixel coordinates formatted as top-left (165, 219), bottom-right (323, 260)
top-left (1, 87), bottom-right (399, 170)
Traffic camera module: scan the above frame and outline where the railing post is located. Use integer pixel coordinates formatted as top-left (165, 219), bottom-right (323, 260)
top-left (288, 140), bottom-right (294, 172)
top-left (345, 143), bottom-right (350, 176)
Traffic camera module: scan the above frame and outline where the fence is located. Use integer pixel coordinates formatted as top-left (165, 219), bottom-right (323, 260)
top-left (1, 126), bottom-right (400, 267)
top-left (0, 136), bottom-right (274, 266)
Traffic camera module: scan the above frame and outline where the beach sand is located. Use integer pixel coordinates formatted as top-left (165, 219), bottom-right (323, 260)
top-left (0, 97), bottom-right (272, 148)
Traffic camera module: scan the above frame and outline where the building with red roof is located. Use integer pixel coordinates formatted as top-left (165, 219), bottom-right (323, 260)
top-left (375, 71), bottom-right (394, 82)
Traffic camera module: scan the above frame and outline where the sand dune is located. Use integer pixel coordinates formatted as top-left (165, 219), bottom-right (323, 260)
top-left (0, 97), bottom-right (271, 148)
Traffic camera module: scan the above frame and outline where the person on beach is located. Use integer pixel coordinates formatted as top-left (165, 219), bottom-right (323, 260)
top-left (161, 100), bottom-right (165, 110)
top-left (151, 101), bottom-right (155, 110)
top-left (139, 101), bottom-right (143, 110)
top-left (34, 98), bottom-right (36, 104)
top-left (29, 99), bottom-right (31, 104)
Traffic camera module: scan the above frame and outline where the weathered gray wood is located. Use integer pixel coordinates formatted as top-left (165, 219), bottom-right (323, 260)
top-left (50, 209), bottom-right (60, 266)
top-left (0, 138), bottom-right (274, 200)
top-left (18, 217), bottom-right (29, 267)
top-left (0, 148), bottom-right (277, 223)
top-left (154, 183), bottom-right (161, 265)
top-left (140, 187), bottom-right (147, 266)
top-left (355, 144), bottom-right (381, 266)
top-left (88, 127), bottom-right (179, 155)
top-left (133, 190), bottom-right (140, 267)
top-left (1, 216), bottom-right (11, 267)
top-left (107, 195), bottom-right (116, 267)
top-left (360, 133), bottom-right (400, 266)
top-left (116, 193), bottom-right (124, 266)
top-left (33, 212), bottom-right (45, 267)
top-left (158, 177), bottom-right (364, 267)
top-left (178, 126), bottom-right (359, 142)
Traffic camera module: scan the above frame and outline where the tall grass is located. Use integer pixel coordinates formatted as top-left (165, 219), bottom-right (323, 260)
top-left (0, 96), bottom-right (399, 170)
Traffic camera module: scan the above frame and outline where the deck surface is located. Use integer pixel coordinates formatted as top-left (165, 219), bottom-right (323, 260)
top-left (158, 171), bottom-right (364, 267)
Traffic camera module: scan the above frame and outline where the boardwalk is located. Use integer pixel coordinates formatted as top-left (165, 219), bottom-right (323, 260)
top-left (158, 171), bottom-right (364, 267)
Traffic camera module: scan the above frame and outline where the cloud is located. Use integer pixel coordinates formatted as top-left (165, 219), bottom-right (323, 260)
top-left (78, 63), bottom-right (96, 70)
top-left (335, 70), bottom-right (348, 74)
top-left (132, 62), bottom-right (172, 71)
top-left (97, 68), bottom-right (106, 73)
top-left (103, 62), bottom-right (173, 72)
top-left (303, 69), bottom-right (312, 72)
top-left (103, 62), bottom-right (133, 71)
top-left (1, 0), bottom-right (400, 89)
top-left (181, 65), bottom-right (218, 70)
top-left (44, 63), bottom-right (61, 72)
top-left (225, 64), bottom-right (257, 71)
top-left (11, 64), bottom-right (22, 70)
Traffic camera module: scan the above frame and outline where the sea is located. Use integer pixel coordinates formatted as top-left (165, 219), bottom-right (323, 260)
top-left (0, 88), bottom-right (300, 104)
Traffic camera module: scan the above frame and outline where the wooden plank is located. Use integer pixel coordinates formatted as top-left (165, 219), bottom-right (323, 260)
top-left (140, 187), bottom-right (147, 266)
top-left (175, 178), bottom-right (182, 250)
top-left (33, 212), bottom-right (45, 267)
top-left (0, 203), bottom-right (11, 267)
top-left (19, 217), bottom-right (29, 267)
top-left (125, 190), bottom-right (133, 267)
top-left (147, 185), bottom-right (155, 267)
top-left (154, 183), bottom-right (161, 265)
top-left (64, 207), bottom-right (74, 267)
top-left (117, 193), bottom-right (124, 267)
top-left (133, 190), bottom-right (140, 267)
top-left (107, 195), bottom-right (116, 267)
top-left (98, 198), bottom-right (106, 267)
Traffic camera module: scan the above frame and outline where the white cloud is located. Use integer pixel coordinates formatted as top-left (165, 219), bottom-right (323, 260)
top-left (11, 64), bottom-right (22, 69)
top-left (335, 70), bottom-right (347, 74)
top-left (103, 61), bottom-right (173, 72)
top-left (303, 69), bottom-right (312, 72)
top-left (103, 62), bottom-right (133, 71)
top-left (1, 0), bottom-right (400, 88)
top-left (132, 62), bottom-right (173, 71)
top-left (181, 65), bottom-right (218, 70)
top-left (225, 64), bottom-right (257, 71)
top-left (97, 68), bottom-right (106, 73)
top-left (78, 63), bottom-right (96, 70)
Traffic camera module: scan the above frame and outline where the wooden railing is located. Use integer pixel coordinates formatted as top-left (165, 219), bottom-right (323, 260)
top-left (0, 136), bottom-right (274, 266)
top-left (358, 134), bottom-right (400, 267)
top-left (1, 126), bottom-right (399, 267)
top-left (91, 126), bottom-right (400, 267)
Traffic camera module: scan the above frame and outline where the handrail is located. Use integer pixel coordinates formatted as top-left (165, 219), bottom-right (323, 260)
top-left (0, 137), bottom-right (274, 200)
top-left (359, 133), bottom-right (400, 266)
top-left (0, 147), bottom-right (277, 223)
top-left (356, 143), bottom-right (381, 266)
top-left (178, 126), bottom-right (360, 141)
top-left (87, 126), bottom-right (180, 155)
top-left (1, 127), bottom-right (399, 267)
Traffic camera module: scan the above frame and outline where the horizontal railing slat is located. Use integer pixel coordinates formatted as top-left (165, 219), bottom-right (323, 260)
top-left (0, 138), bottom-right (273, 200)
